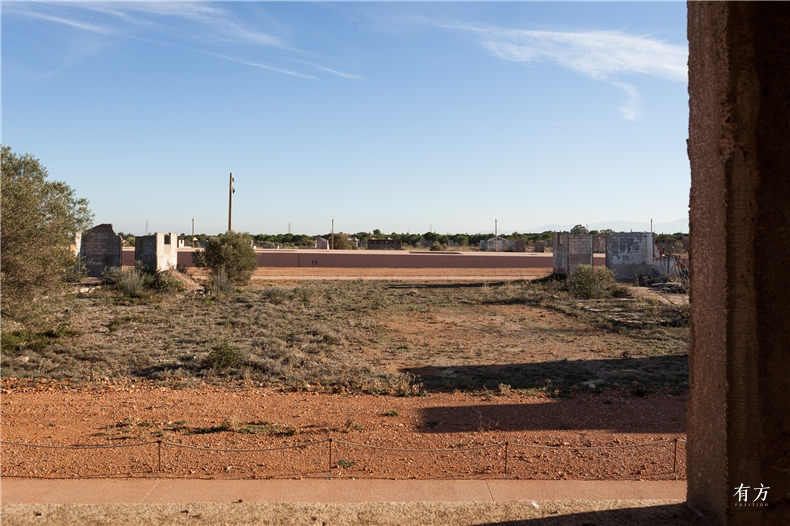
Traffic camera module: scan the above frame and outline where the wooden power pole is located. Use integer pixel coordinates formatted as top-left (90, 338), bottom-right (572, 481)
top-left (228, 172), bottom-right (234, 232)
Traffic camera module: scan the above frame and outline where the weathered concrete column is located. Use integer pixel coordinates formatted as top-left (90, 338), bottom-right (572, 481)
top-left (687, 2), bottom-right (790, 524)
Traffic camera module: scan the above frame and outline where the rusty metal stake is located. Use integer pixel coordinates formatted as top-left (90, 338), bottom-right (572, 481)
top-left (504, 442), bottom-right (509, 476)
top-left (328, 438), bottom-right (333, 478)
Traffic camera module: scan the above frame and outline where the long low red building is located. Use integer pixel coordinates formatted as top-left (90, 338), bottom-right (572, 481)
top-left (123, 247), bottom-right (605, 269)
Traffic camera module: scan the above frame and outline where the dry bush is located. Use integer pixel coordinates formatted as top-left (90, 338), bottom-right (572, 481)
top-left (2, 278), bottom-right (688, 395)
top-left (567, 265), bottom-right (617, 299)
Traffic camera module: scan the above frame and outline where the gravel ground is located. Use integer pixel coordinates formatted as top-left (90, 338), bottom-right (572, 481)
top-left (1, 500), bottom-right (708, 526)
top-left (1, 383), bottom-right (686, 481)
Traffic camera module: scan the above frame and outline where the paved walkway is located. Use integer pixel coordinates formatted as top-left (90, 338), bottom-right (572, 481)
top-left (2, 479), bottom-right (685, 504)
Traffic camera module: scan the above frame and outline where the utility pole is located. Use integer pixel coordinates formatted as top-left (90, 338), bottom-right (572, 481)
top-left (495, 218), bottom-right (498, 252)
top-left (228, 172), bottom-right (234, 233)
top-left (191, 218), bottom-right (195, 248)
top-left (331, 218), bottom-right (335, 250)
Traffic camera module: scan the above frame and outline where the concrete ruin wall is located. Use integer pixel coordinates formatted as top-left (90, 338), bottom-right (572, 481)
top-left (134, 232), bottom-right (178, 272)
top-left (72, 232), bottom-right (82, 257)
top-left (315, 237), bottom-right (330, 250)
top-left (605, 232), bottom-right (673, 281)
top-left (79, 224), bottom-right (122, 277)
top-left (552, 232), bottom-right (593, 275)
top-left (533, 240), bottom-right (545, 253)
top-left (593, 235), bottom-right (607, 253)
top-left (481, 237), bottom-right (514, 252)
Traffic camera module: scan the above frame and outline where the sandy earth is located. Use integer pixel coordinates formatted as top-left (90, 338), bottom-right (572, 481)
top-left (1, 500), bottom-right (707, 526)
top-left (248, 267), bottom-right (553, 281)
top-left (1, 384), bottom-right (694, 524)
top-left (1, 381), bottom-right (686, 481)
top-left (2, 267), bottom-right (695, 524)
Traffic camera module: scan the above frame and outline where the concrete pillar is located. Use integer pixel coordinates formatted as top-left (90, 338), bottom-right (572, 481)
top-left (687, 3), bottom-right (790, 524)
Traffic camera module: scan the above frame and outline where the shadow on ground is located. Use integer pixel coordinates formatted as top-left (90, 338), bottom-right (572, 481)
top-left (403, 355), bottom-right (688, 394)
top-left (476, 503), bottom-right (708, 525)
top-left (415, 395), bottom-right (685, 434)
top-left (405, 357), bottom-right (686, 435)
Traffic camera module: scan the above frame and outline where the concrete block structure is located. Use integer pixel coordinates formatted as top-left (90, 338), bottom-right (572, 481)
top-left (134, 232), bottom-right (178, 272)
top-left (480, 237), bottom-right (513, 252)
top-left (79, 224), bottom-right (122, 277)
top-left (532, 240), bottom-right (546, 253)
top-left (72, 232), bottom-right (82, 257)
top-left (552, 232), bottom-right (593, 275)
top-left (315, 237), bottom-right (330, 250)
top-left (592, 235), bottom-right (607, 253)
top-left (605, 232), bottom-right (673, 281)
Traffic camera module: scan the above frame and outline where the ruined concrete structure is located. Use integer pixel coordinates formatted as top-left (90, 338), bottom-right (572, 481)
top-left (315, 237), bottom-right (330, 250)
top-left (552, 232), bottom-right (592, 275)
top-left (532, 240), bottom-right (545, 253)
top-left (605, 232), bottom-right (673, 281)
top-left (134, 232), bottom-right (178, 272)
top-left (592, 235), bottom-right (607, 253)
top-left (79, 224), bottom-right (122, 277)
top-left (480, 237), bottom-right (513, 252)
top-left (71, 232), bottom-right (82, 257)
top-left (686, 3), bottom-right (789, 523)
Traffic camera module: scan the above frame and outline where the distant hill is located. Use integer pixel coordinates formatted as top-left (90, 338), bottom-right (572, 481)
top-left (529, 218), bottom-right (688, 235)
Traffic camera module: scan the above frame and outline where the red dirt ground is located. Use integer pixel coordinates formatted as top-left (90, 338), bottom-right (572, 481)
top-left (1, 380), bottom-right (686, 481)
top-left (2, 266), bottom-right (686, 481)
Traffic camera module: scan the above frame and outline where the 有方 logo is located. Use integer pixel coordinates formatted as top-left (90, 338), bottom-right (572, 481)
top-left (733, 483), bottom-right (769, 507)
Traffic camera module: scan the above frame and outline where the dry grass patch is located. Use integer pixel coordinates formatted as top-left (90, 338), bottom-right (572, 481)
top-left (2, 277), bottom-right (688, 396)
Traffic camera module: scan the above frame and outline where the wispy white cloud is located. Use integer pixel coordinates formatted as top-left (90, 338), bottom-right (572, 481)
top-left (6, 2), bottom-right (360, 81)
top-left (609, 81), bottom-right (642, 121)
top-left (476, 28), bottom-right (687, 81)
top-left (305, 64), bottom-right (365, 81)
top-left (67, 2), bottom-right (289, 50)
top-left (210, 53), bottom-right (318, 81)
top-left (445, 23), bottom-right (687, 120)
top-left (5, 7), bottom-right (114, 35)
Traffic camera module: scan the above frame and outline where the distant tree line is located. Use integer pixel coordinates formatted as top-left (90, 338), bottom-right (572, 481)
top-left (172, 230), bottom-right (688, 255)
top-left (175, 230), bottom-right (558, 250)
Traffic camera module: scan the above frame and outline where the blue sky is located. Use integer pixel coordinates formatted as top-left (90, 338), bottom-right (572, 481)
top-left (2, 1), bottom-right (690, 236)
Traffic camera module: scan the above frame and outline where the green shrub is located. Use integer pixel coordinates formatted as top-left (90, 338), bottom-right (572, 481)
top-left (294, 285), bottom-right (317, 305)
top-left (206, 341), bottom-right (245, 370)
top-left (196, 232), bottom-right (257, 285)
top-left (154, 271), bottom-right (185, 292)
top-left (567, 265), bottom-right (616, 299)
top-left (103, 266), bottom-right (152, 297)
top-left (1, 146), bottom-right (93, 322)
top-left (191, 250), bottom-right (207, 267)
top-left (261, 286), bottom-right (291, 304)
top-left (66, 257), bottom-right (89, 283)
top-left (207, 267), bottom-right (234, 296)
top-left (1, 325), bottom-right (79, 354)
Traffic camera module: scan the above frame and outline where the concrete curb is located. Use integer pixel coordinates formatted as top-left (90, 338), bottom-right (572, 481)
top-left (1, 479), bottom-right (686, 504)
